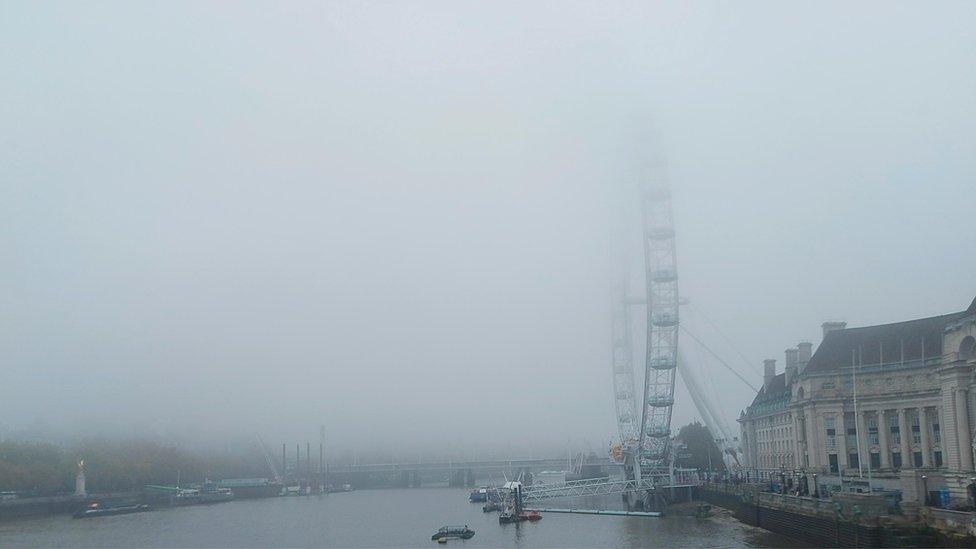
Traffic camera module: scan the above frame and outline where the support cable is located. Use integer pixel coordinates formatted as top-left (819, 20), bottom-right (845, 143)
top-left (679, 325), bottom-right (758, 392)
top-left (686, 309), bottom-right (730, 434)
top-left (687, 302), bottom-right (762, 377)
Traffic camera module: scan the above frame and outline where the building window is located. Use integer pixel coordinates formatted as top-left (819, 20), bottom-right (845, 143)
top-left (933, 421), bottom-right (941, 445)
top-left (911, 414), bottom-right (921, 444)
top-left (822, 381), bottom-right (835, 390)
top-left (845, 413), bottom-right (857, 448)
top-left (825, 419), bottom-right (837, 450)
top-left (870, 452), bottom-right (880, 469)
top-left (889, 414), bottom-right (901, 444)
top-left (934, 451), bottom-right (943, 467)
top-left (849, 451), bottom-right (859, 469)
top-left (868, 416), bottom-right (879, 445)
top-left (892, 452), bottom-right (902, 469)
top-left (828, 453), bottom-right (839, 473)
top-left (913, 451), bottom-right (923, 468)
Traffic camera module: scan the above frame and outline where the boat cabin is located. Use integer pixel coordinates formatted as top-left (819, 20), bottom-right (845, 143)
top-left (431, 526), bottom-right (475, 540)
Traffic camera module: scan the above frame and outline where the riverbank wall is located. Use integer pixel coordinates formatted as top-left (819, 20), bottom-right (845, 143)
top-left (694, 483), bottom-right (970, 547)
top-left (0, 492), bottom-right (142, 521)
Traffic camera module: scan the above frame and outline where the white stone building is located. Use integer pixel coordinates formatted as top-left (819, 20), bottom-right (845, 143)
top-left (739, 296), bottom-right (976, 504)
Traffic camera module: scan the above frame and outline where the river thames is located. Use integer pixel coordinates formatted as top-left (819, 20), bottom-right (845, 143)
top-left (0, 487), bottom-right (807, 548)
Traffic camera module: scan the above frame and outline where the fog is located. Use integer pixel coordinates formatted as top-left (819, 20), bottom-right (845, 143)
top-left (2, 2), bottom-right (974, 460)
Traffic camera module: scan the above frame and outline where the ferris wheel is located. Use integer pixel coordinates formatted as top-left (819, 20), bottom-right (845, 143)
top-left (611, 269), bottom-right (639, 445)
top-left (611, 161), bottom-right (679, 473)
top-left (638, 168), bottom-right (679, 468)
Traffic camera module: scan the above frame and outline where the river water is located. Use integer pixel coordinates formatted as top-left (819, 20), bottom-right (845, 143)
top-left (0, 487), bottom-right (804, 548)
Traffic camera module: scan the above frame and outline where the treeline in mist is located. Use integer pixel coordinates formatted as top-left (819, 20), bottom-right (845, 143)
top-left (0, 438), bottom-right (267, 495)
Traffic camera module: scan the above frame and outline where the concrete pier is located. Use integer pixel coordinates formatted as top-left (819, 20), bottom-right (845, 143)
top-left (525, 507), bottom-right (661, 517)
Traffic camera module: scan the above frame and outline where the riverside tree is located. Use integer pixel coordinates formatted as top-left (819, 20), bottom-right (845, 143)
top-left (674, 422), bottom-right (726, 473)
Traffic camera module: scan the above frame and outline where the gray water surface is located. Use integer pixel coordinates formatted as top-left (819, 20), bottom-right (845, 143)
top-left (0, 488), bottom-right (803, 548)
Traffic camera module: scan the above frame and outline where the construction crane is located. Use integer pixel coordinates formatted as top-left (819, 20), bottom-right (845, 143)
top-left (256, 434), bottom-right (283, 484)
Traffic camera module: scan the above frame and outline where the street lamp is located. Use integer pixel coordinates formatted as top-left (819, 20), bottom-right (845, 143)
top-left (921, 475), bottom-right (928, 506)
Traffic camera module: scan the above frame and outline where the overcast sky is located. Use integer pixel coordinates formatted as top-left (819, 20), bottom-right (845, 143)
top-left (2, 1), bottom-right (974, 458)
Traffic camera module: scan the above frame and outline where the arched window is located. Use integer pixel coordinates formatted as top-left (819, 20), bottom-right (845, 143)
top-left (960, 336), bottom-right (975, 361)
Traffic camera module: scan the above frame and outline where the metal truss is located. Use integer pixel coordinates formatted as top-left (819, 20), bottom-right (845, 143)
top-left (521, 469), bottom-right (699, 502)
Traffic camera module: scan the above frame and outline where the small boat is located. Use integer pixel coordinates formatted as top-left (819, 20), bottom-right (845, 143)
top-left (468, 488), bottom-right (487, 502)
top-left (499, 510), bottom-right (542, 523)
top-left (498, 511), bottom-right (520, 524)
top-left (73, 502), bottom-right (151, 519)
top-left (431, 526), bottom-right (475, 541)
top-left (482, 501), bottom-right (503, 512)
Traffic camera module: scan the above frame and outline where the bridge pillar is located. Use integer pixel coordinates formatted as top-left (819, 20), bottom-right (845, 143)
top-left (464, 469), bottom-right (475, 487)
top-left (449, 469), bottom-right (463, 487)
top-left (623, 491), bottom-right (641, 511)
top-left (643, 487), bottom-right (668, 514)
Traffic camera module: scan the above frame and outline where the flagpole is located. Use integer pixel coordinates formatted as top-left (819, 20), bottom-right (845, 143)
top-left (852, 348), bottom-right (864, 480)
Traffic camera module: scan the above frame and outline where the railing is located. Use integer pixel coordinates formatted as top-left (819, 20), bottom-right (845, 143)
top-left (522, 469), bottom-right (699, 502)
top-left (699, 483), bottom-right (834, 518)
top-left (923, 506), bottom-right (976, 536)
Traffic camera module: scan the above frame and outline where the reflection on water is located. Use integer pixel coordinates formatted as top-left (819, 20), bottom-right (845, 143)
top-left (0, 487), bottom-right (806, 548)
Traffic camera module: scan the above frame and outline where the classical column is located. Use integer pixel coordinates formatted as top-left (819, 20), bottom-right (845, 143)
top-left (794, 415), bottom-right (802, 467)
top-left (955, 389), bottom-right (974, 471)
top-left (936, 405), bottom-right (946, 465)
top-left (805, 409), bottom-right (820, 468)
top-left (742, 420), bottom-right (756, 468)
top-left (751, 421), bottom-right (759, 470)
top-left (899, 408), bottom-right (912, 468)
top-left (837, 413), bottom-right (848, 473)
top-left (858, 411), bottom-right (871, 472)
top-left (919, 407), bottom-right (932, 467)
top-left (878, 410), bottom-right (890, 469)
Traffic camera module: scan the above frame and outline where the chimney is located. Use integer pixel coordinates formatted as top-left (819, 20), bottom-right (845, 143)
top-left (822, 321), bottom-right (847, 340)
top-left (797, 341), bottom-right (813, 373)
top-left (785, 348), bottom-right (799, 386)
top-left (763, 359), bottom-right (776, 391)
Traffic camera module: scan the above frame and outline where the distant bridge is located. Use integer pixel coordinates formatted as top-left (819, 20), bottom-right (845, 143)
top-left (326, 457), bottom-right (618, 475)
